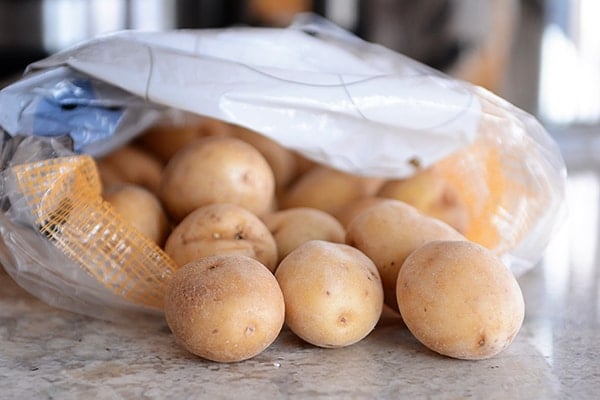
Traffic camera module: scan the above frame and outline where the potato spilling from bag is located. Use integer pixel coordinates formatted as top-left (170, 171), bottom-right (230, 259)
top-left (93, 122), bottom-right (525, 362)
top-left (346, 199), bottom-right (465, 312)
top-left (275, 240), bottom-right (384, 348)
top-left (262, 207), bottom-right (345, 262)
top-left (164, 203), bottom-right (278, 271)
top-left (397, 240), bottom-right (525, 360)
top-left (165, 255), bottom-right (285, 363)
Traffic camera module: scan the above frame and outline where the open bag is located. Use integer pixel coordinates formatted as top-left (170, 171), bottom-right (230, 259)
top-left (0, 15), bottom-right (566, 321)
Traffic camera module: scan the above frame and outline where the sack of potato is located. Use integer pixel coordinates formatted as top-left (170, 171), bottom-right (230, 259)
top-left (0, 15), bottom-right (565, 360)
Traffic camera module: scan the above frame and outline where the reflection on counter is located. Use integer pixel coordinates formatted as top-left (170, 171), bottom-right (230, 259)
top-left (520, 145), bottom-right (600, 378)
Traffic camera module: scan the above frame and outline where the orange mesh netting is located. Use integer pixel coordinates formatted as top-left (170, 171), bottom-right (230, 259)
top-left (11, 155), bottom-right (177, 309)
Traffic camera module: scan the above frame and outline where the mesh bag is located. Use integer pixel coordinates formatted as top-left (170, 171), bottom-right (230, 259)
top-left (9, 155), bottom-right (177, 309)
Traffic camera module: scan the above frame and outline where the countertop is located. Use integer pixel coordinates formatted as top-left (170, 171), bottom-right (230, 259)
top-left (1, 140), bottom-right (599, 399)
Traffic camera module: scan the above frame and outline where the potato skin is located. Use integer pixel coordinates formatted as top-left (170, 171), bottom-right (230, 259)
top-left (99, 145), bottom-right (163, 194)
top-left (261, 207), bottom-right (345, 263)
top-left (104, 184), bottom-right (170, 246)
top-left (159, 136), bottom-right (275, 221)
top-left (232, 126), bottom-right (298, 192)
top-left (280, 166), bottom-right (383, 216)
top-left (137, 115), bottom-right (233, 163)
top-left (164, 203), bottom-right (278, 271)
top-left (346, 199), bottom-right (464, 312)
top-left (275, 240), bottom-right (383, 348)
top-left (378, 165), bottom-right (468, 234)
top-left (334, 196), bottom-right (387, 229)
top-left (165, 255), bottom-right (285, 363)
top-left (397, 240), bottom-right (525, 360)
top-left (96, 159), bottom-right (126, 191)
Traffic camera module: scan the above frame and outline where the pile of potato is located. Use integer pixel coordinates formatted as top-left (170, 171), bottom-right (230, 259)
top-left (96, 113), bottom-right (525, 363)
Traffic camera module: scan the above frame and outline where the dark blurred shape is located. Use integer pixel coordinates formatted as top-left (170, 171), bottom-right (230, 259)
top-left (175, 0), bottom-right (245, 28)
top-left (0, 0), bottom-right (522, 93)
top-left (358, 0), bottom-right (462, 71)
top-left (0, 0), bottom-right (48, 77)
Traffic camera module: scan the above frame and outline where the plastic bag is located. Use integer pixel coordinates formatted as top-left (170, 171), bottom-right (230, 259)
top-left (0, 15), bottom-right (566, 321)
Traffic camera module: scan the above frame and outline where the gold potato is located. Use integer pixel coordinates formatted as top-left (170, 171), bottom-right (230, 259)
top-left (292, 151), bottom-right (317, 177)
top-left (99, 144), bottom-right (163, 194)
top-left (159, 136), bottom-right (275, 221)
top-left (397, 240), bottom-right (525, 360)
top-left (164, 203), bottom-right (278, 271)
top-left (137, 114), bottom-right (233, 163)
top-left (334, 196), bottom-right (388, 229)
top-left (378, 165), bottom-right (469, 234)
top-left (232, 126), bottom-right (298, 192)
top-left (262, 207), bottom-right (345, 263)
top-left (280, 165), bottom-right (384, 216)
top-left (104, 184), bottom-right (170, 246)
top-left (165, 255), bottom-right (285, 363)
top-left (346, 199), bottom-right (464, 312)
top-left (275, 240), bottom-right (383, 348)
top-left (96, 159), bottom-right (126, 191)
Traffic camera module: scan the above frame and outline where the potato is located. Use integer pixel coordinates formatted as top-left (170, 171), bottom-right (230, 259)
top-left (262, 207), bottom-right (345, 262)
top-left (164, 203), bottom-right (278, 271)
top-left (397, 240), bottom-right (525, 360)
top-left (99, 144), bottom-right (163, 194)
top-left (96, 159), bottom-right (125, 191)
top-left (137, 114), bottom-right (233, 163)
top-left (159, 136), bottom-right (275, 221)
top-left (275, 240), bottom-right (383, 348)
top-left (232, 126), bottom-right (298, 192)
top-left (280, 165), bottom-right (384, 216)
top-left (165, 255), bottom-right (285, 363)
top-left (292, 151), bottom-right (319, 177)
top-left (333, 196), bottom-right (388, 228)
top-left (346, 199), bottom-right (464, 312)
top-left (104, 184), bottom-right (170, 246)
top-left (378, 165), bottom-right (469, 234)
top-left (292, 151), bottom-right (317, 177)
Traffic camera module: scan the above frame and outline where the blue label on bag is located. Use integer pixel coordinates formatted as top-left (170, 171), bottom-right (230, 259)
top-left (32, 78), bottom-right (123, 152)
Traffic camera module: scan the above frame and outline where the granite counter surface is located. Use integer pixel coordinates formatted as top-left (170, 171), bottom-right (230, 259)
top-left (1, 242), bottom-right (599, 400)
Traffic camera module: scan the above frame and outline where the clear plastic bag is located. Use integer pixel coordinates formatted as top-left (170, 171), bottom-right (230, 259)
top-left (0, 15), bottom-right (566, 321)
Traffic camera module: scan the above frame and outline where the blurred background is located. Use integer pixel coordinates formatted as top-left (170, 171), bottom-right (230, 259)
top-left (1, 0), bottom-right (599, 129)
top-left (0, 0), bottom-right (598, 130)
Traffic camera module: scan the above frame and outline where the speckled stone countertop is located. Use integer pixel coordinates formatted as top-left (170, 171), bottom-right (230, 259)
top-left (0, 267), bottom-right (563, 399)
top-left (2, 181), bottom-right (600, 400)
